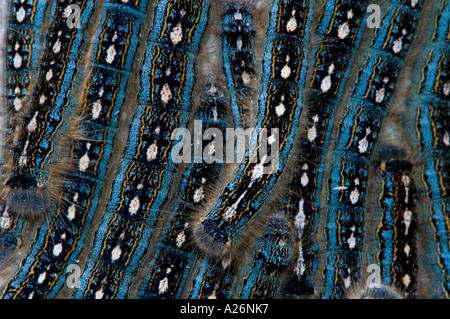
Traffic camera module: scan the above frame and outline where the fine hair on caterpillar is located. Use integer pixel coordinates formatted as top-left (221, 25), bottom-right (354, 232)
top-left (236, 215), bottom-right (293, 298)
top-left (0, 245), bottom-right (23, 290)
top-left (183, 251), bottom-right (239, 299)
top-left (191, 195), bottom-right (284, 259)
top-left (134, 77), bottom-right (236, 299)
top-left (218, 0), bottom-right (263, 128)
top-left (184, 216), bottom-right (287, 299)
top-left (0, 106), bottom-right (110, 219)
top-left (345, 283), bottom-right (404, 299)
top-left (0, 157), bottom-right (64, 219)
top-left (192, 0), bottom-right (313, 258)
top-left (2, 0), bottom-right (449, 300)
top-left (188, 157), bottom-right (272, 260)
top-left (1, 0), bottom-right (56, 153)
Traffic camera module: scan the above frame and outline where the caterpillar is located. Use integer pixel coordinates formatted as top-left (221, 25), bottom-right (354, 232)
top-left (1, 0), bottom-right (97, 217)
top-left (2, 0), bottom-right (53, 157)
top-left (193, 0), bottom-right (313, 258)
top-left (221, 0), bottom-right (257, 128)
top-left (138, 81), bottom-right (229, 299)
top-left (0, 0), bottom-right (449, 300)
top-left (237, 216), bottom-right (292, 299)
top-left (413, 0), bottom-right (450, 298)
top-left (376, 160), bottom-right (418, 298)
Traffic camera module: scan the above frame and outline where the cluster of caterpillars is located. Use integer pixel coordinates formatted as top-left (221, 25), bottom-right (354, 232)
top-left (0, 0), bottom-right (449, 299)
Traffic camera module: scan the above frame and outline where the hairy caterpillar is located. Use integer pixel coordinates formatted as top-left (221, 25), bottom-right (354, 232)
top-left (193, 0), bottom-right (313, 258)
top-left (74, 0), bottom-right (211, 299)
top-left (1, 0), bottom-right (153, 299)
top-left (321, 0), bottom-right (425, 298)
